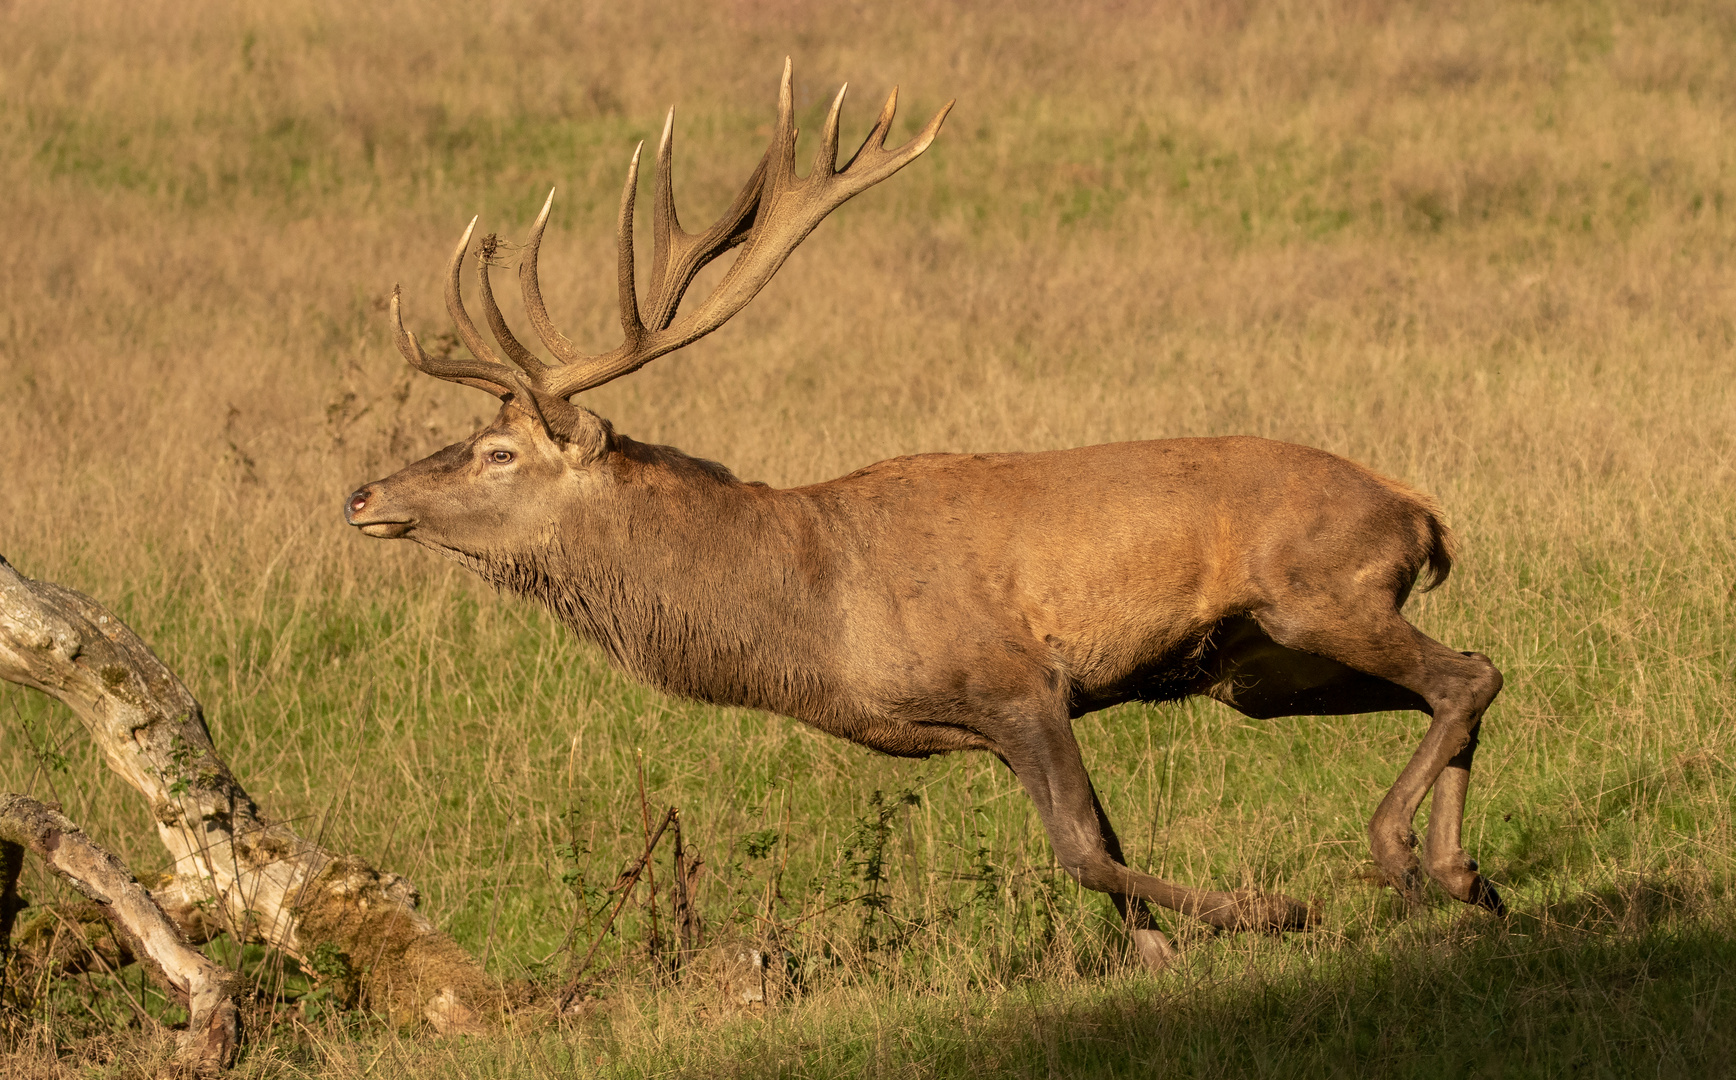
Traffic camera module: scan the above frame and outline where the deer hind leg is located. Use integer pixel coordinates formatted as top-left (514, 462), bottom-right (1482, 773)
top-left (1250, 607), bottom-right (1505, 914)
top-left (1416, 664), bottom-right (1503, 912)
top-left (996, 713), bottom-right (1317, 941)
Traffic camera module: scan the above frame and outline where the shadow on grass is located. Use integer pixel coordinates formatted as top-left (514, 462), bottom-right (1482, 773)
top-left (715, 883), bottom-right (1736, 1080)
top-left (8, 880), bottom-right (1729, 1079)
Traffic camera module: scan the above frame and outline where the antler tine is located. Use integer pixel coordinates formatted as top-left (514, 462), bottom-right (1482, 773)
top-left (510, 119), bottom-right (770, 398)
top-left (389, 285), bottom-right (430, 369)
top-left (636, 107), bottom-right (768, 335)
top-left (390, 285), bottom-right (515, 398)
top-left (519, 189), bottom-right (587, 367)
top-left (443, 218), bottom-right (510, 372)
top-left (616, 143), bottom-right (648, 347)
top-left (838, 86), bottom-right (954, 190)
top-left (770, 56), bottom-right (800, 182)
top-left (812, 83), bottom-right (848, 180)
top-left (536, 60), bottom-right (950, 399)
top-left (476, 236), bottom-right (546, 375)
top-left (840, 85), bottom-right (901, 174)
top-left (649, 108), bottom-right (680, 291)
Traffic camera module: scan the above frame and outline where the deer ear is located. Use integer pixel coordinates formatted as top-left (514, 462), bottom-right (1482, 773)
top-left (549, 401), bottom-right (613, 465)
top-left (505, 378), bottom-right (609, 463)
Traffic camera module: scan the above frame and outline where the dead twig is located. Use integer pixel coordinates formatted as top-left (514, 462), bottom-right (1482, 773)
top-left (558, 806), bottom-right (676, 1011)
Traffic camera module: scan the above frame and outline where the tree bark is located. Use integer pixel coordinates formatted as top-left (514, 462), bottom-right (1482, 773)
top-left (0, 554), bottom-right (496, 1033)
top-left (0, 793), bottom-right (239, 1070)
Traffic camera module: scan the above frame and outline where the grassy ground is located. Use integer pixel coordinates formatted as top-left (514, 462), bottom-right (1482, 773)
top-left (2, 0), bottom-right (1735, 1075)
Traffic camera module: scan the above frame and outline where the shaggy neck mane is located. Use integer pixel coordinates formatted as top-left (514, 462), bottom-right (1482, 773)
top-left (457, 435), bottom-right (840, 721)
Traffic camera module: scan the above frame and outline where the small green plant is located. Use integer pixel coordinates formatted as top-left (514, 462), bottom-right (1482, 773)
top-left (966, 806), bottom-right (1001, 905)
top-left (739, 828), bottom-right (780, 861)
top-left (11, 712), bottom-right (69, 779)
top-left (549, 808), bottom-right (615, 963)
top-left (832, 788), bottom-right (922, 949)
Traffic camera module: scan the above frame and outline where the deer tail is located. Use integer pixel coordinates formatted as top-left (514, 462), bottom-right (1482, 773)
top-left (1418, 504), bottom-right (1457, 593)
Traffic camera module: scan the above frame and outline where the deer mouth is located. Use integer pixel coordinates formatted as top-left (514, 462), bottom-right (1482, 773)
top-left (356, 521), bottom-right (414, 539)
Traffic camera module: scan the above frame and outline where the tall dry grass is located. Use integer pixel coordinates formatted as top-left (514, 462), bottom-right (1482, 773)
top-left (2, 0), bottom-right (1734, 1075)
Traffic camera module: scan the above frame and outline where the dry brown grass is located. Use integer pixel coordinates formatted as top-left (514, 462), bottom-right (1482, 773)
top-left (2, 0), bottom-right (1735, 1075)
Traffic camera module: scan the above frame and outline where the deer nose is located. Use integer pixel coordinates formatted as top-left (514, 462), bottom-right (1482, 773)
top-left (344, 488), bottom-right (372, 523)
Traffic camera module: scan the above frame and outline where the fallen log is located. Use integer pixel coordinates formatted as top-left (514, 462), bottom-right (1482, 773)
top-left (0, 554), bottom-right (497, 1033)
top-left (0, 793), bottom-right (239, 1070)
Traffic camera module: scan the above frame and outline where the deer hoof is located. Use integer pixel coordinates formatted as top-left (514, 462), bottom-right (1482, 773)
top-left (1425, 851), bottom-right (1503, 914)
top-left (1129, 928), bottom-right (1177, 972)
top-left (1470, 875), bottom-right (1508, 917)
top-left (1432, 863), bottom-right (1507, 917)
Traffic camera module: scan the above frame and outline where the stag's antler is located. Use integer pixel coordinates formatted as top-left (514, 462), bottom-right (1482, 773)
top-left (392, 59), bottom-right (953, 403)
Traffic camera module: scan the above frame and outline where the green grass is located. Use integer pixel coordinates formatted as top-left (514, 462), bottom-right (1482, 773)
top-left (8, 550), bottom-right (1734, 1075)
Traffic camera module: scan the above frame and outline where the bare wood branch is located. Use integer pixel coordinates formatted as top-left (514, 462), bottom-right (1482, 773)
top-left (0, 554), bottom-right (498, 1032)
top-left (670, 811), bottom-right (703, 976)
top-left (0, 792), bottom-right (239, 1071)
top-left (559, 805), bottom-right (675, 1011)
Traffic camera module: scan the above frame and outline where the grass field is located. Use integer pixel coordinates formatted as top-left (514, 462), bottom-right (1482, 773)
top-left (2, 0), bottom-right (1735, 1075)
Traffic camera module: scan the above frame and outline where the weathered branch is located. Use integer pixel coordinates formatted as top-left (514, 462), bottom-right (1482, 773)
top-left (559, 805), bottom-right (676, 1010)
top-left (0, 555), bottom-right (497, 1032)
top-left (0, 793), bottom-right (239, 1070)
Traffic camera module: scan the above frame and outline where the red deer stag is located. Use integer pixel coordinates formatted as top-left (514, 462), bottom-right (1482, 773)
top-left (345, 61), bottom-right (1505, 968)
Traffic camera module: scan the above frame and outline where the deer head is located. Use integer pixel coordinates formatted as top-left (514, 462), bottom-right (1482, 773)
top-left (345, 61), bottom-right (952, 562)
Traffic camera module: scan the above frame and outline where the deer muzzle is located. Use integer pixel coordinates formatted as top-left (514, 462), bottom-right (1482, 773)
top-left (344, 486), bottom-right (414, 539)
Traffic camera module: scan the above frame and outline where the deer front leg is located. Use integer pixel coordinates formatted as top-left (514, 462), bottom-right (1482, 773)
top-left (996, 717), bottom-right (1316, 942)
top-left (1086, 780), bottom-right (1175, 971)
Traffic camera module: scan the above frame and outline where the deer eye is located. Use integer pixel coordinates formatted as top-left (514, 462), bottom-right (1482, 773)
top-left (490, 449), bottom-right (514, 464)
